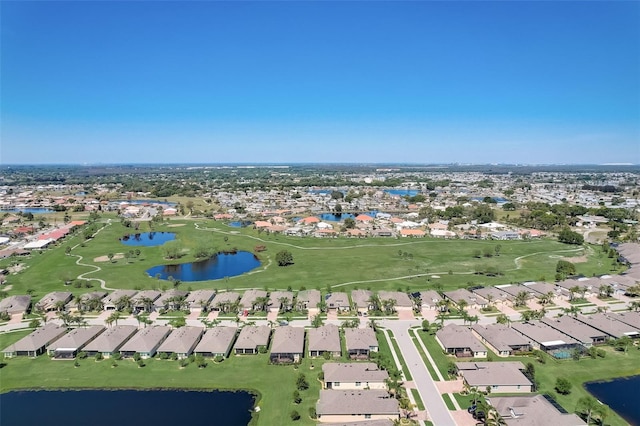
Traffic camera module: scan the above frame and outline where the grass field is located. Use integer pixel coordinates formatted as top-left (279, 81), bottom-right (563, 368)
top-left (0, 216), bottom-right (618, 303)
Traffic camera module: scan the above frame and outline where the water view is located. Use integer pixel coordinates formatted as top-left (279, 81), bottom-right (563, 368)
top-left (0, 389), bottom-right (254, 426)
top-left (585, 375), bottom-right (640, 425)
top-left (146, 251), bottom-right (261, 281)
top-left (120, 232), bottom-right (176, 247)
top-left (384, 189), bottom-right (419, 196)
top-left (0, 207), bottom-right (54, 214)
top-left (115, 199), bottom-right (177, 206)
top-left (229, 220), bottom-right (252, 228)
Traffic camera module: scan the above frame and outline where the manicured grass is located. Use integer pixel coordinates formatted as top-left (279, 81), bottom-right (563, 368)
top-left (452, 392), bottom-right (486, 411)
top-left (441, 393), bottom-right (456, 410)
top-left (416, 330), bottom-right (452, 380)
top-left (0, 331), bottom-right (324, 426)
top-left (410, 331), bottom-right (439, 381)
top-left (0, 218), bottom-right (616, 300)
top-left (410, 388), bottom-right (425, 410)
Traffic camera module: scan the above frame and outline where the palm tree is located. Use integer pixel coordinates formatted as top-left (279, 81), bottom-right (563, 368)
top-left (106, 311), bottom-right (121, 327)
top-left (563, 305), bottom-right (581, 317)
top-left (495, 313), bottom-right (510, 325)
top-left (54, 300), bottom-right (67, 312)
top-left (457, 299), bottom-right (468, 313)
top-left (484, 407), bottom-right (507, 426)
top-left (316, 300), bottom-right (327, 313)
top-left (514, 291), bottom-right (529, 308)
top-left (576, 396), bottom-right (600, 425)
top-left (254, 296), bottom-right (269, 312)
top-left (569, 286), bottom-right (580, 302)
top-left (115, 295), bottom-right (132, 312)
top-left (367, 294), bottom-right (382, 313)
top-left (382, 298), bottom-right (397, 315)
top-left (278, 296), bottom-right (291, 313)
top-left (57, 311), bottom-right (73, 327)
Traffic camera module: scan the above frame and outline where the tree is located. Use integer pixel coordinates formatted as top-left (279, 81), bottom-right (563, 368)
top-left (576, 396), bottom-right (602, 425)
top-left (555, 377), bottom-right (572, 395)
top-left (311, 314), bottom-right (324, 328)
top-left (421, 319), bottom-right (430, 332)
top-left (556, 260), bottom-right (576, 279)
top-left (296, 373), bottom-right (309, 390)
top-left (558, 228), bottom-right (584, 245)
top-left (293, 390), bottom-right (302, 404)
top-left (289, 410), bottom-right (300, 421)
top-left (275, 250), bottom-right (294, 267)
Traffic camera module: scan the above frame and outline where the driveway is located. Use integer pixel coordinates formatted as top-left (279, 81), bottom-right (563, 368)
top-left (383, 320), bottom-right (457, 426)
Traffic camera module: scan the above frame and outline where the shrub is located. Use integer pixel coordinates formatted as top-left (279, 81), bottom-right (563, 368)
top-left (308, 407), bottom-right (317, 419)
top-left (214, 355), bottom-right (224, 363)
top-left (555, 377), bottom-right (572, 395)
top-left (133, 353), bottom-right (141, 362)
top-left (296, 373), bottom-right (309, 391)
top-left (77, 351), bottom-right (88, 359)
top-left (290, 410), bottom-right (300, 421)
top-left (597, 349), bottom-right (606, 358)
top-left (137, 359), bottom-right (146, 368)
top-left (94, 353), bottom-right (103, 361)
top-left (159, 352), bottom-right (169, 360)
top-left (179, 358), bottom-right (189, 368)
top-left (293, 390), bottom-right (302, 404)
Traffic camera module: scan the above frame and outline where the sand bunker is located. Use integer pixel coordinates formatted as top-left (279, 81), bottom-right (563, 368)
top-left (94, 253), bottom-right (125, 262)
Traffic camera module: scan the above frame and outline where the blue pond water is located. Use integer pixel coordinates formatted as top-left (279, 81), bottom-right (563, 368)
top-left (318, 211), bottom-right (379, 222)
top-left (120, 232), bottom-right (176, 247)
top-left (471, 197), bottom-right (508, 203)
top-left (0, 207), bottom-right (54, 214)
top-left (0, 389), bottom-right (254, 426)
top-left (115, 199), bottom-right (177, 206)
top-left (147, 251), bottom-right (261, 282)
top-left (384, 189), bottom-right (419, 196)
top-left (229, 221), bottom-right (252, 228)
top-left (585, 375), bottom-right (640, 425)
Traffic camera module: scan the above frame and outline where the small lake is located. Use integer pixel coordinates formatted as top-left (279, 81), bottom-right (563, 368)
top-left (146, 251), bottom-right (261, 282)
top-left (471, 197), bottom-right (508, 203)
top-left (115, 199), bottom-right (177, 206)
top-left (585, 375), bottom-right (640, 425)
top-left (318, 212), bottom-right (356, 221)
top-left (385, 189), bottom-right (419, 196)
top-left (0, 207), bottom-right (54, 214)
top-left (229, 221), bottom-right (252, 228)
top-left (0, 389), bottom-right (254, 426)
top-left (120, 232), bottom-right (176, 247)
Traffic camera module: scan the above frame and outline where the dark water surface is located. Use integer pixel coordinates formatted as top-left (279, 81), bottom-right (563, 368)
top-left (0, 389), bottom-right (254, 426)
top-left (585, 375), bottom-right (640, 425)
top-left (120, 232), bottom-right (176, 246)
top-left (146, 251), bottom-right (261, 281)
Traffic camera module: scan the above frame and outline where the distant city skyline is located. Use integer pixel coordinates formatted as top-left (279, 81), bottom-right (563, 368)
top-left (1, 1), bottom-right (639, 165)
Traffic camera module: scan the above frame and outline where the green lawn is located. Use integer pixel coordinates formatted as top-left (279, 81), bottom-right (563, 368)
top-left (0, 330), bottom-right (324, 426)
top-left (416, 330), bottom-right (453, 380)
top-left (410, 388), bottom-right (425, 410)
top-left (387, 330), bottom-right (413, 381)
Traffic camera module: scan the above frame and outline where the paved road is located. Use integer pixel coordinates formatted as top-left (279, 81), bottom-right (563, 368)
top-left (383, 320), bottom-right (458, 426)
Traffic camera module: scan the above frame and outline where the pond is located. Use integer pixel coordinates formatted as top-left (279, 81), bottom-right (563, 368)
top-left (146, 251), bottom-right (261, 282)
top-left (228, 221), bottom-right (252, 228)
top-left (120, 232), bottom-right (176, 247)
top-left (115, 199), bottom-right (177, 206)
top-left (0, 207), bottom-right (54, 214)
top-left (0, 389), bottom-right (254, 426)
top-left (585, 375), bottom-right (640, 425)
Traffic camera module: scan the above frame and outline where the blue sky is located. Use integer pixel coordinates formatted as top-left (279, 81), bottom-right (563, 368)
top-left (1, 1), bottom-right (639, 165)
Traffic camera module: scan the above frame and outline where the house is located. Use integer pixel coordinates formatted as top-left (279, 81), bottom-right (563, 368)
top-left (297, 290), bottom-right (321, 311)
top-left (194, 326), bottom-right (237, 358)
top-left (211, 291), bottom-right (240, 312)
top-left (154, 289), bottom-right (188, 311)
top-left (0, 295), bottom-right (31, 316)
top-left (131, 290), bottom-right (161, 313)
top-left (487, 395), bottom-right (586, 425)
top-left (435, 324), bottom-right (488, 358)
top-left (270, 326), bottom-right (304, 364)
top-left (316, 390), bottom-right (400, 423)
top-left (156, 326), bottom-right (204, 359)
top-left (510, 321), bottom-right (582, 358)
top-left (540, 316), bottom-right (609, 347)
top-left (443, 288), bottom-right (487, 310)
top-left (490, 231), bottom-right (520, 240)
top-left (377, 291), bottom-right (413, 311)
top-left (611, 311), bottom-right (640, 331)
top-left (344, 327), bottom-right (378, 359)
top-left (239, 289), bottom-right (268, 313)
top-left (2, 323), bottom-right (67, 357)
top-left (472, 286), bottom-right (512, 305)
top-left (455, 362), bottom-right (533, 393)
top-left (268, 291), bottom-right (294, 313)
top-left (83, 325), bottom-right (138, 358)
top-left (185, 290), bottom-right (216, 313)
top-left (234, 325), bottom-right (271, 355)
top-left (399, 229), bottom-right (425, 238)
top-left (102, 290), bottom-right (138, 311)
top-left (308, 324), bottom-right (341, 358)
top-left (574, 313), bottom-right (640, 339)
top-left (119, 325), bottom-right (171, 358)
top-left (351, 289), bottom-right (373, 314)
top-left (46, 325), bottom-right (106, 359)
top-left (326, 292), bottom-right (350, 312)
top-left (36, 291), bottom-right (73, 312)
top-left (471, 324), bottom-right (531, 357)
top-left (416, 290), bottom-right (443, 311)
top-left (322, 362), bottom-right (389, 390)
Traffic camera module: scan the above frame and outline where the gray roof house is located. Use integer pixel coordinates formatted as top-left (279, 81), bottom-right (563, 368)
top-left (436, 324), bottom-right (488, 358)
top-left (613, 311), bottom-right (640, 330)
top-left (0, 295), bottom-right (31, 315)
top-left (270, 326), bottom-right (305, 364)
top-left (297, 289), bottom-right (321, 311)
top-left (540, 316), bottom-right (609, 346)
top-left (323, 362), bottom-right (389, 390)
top-left (234, 325), bottom-right (271, 355)
top-left (268, 290), bottom-right (294, 313)
top-left (471, 324), bottom-right (531, 357)
top-left (239, 289), bottom-right (268, 313)
top-left (75, 291), bottom-right (108, 311)
top-left (344, 327), bottom-right (379, 359)
top-left (119, 325), bottom-right (171, 358)
top-left (102, 290), bottom-right (138, 311)
top-left (211, 291), bottom-right (240, 312)
top-left (574, 313), bottom-right (640, 339)
top-left (194, 326), bottom-right (237, 358)
top-left (308, 324), bottom-right (341, 358)
top-left (157, 326), bottom-right (204, 359)
top-left (46, 325), bottom-right (105, 358)
top-left (472, 286), bottom-right (513, 304)
top-left (377, 291), bottom-right (413, 310)
top-left (351, 289), bottom-right (373, 313)
top-left (316, 390), bottom-right (400, 423)
top-left (154, 289), bottom-right (188, 311)
top-left (131, 290), bottom-right (161, 312)
top-left (510, 321), bottom-right (582, 357)
top-left (36, 291), bottom-right (73, 312)
top-left (487, 395), bottom-right (586, 426)
top-left (417, 290), bottom-right (442, 310)
top-left (326, 292), bottom-right (350, 312)
top-left (455, 361), bottom-right (533, 393)
top-left (185, 290), bottom-right (216, 312)
top-left (83, 325), bottom-right (138, 358)
top-left (443, 288), bottom-right (487, 309)
top-left (2, 323), bottom-right (67, 357)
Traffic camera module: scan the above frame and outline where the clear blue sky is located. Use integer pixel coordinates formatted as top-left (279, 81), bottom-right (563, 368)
top-left (1, 1), bottom-right (639, 165)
